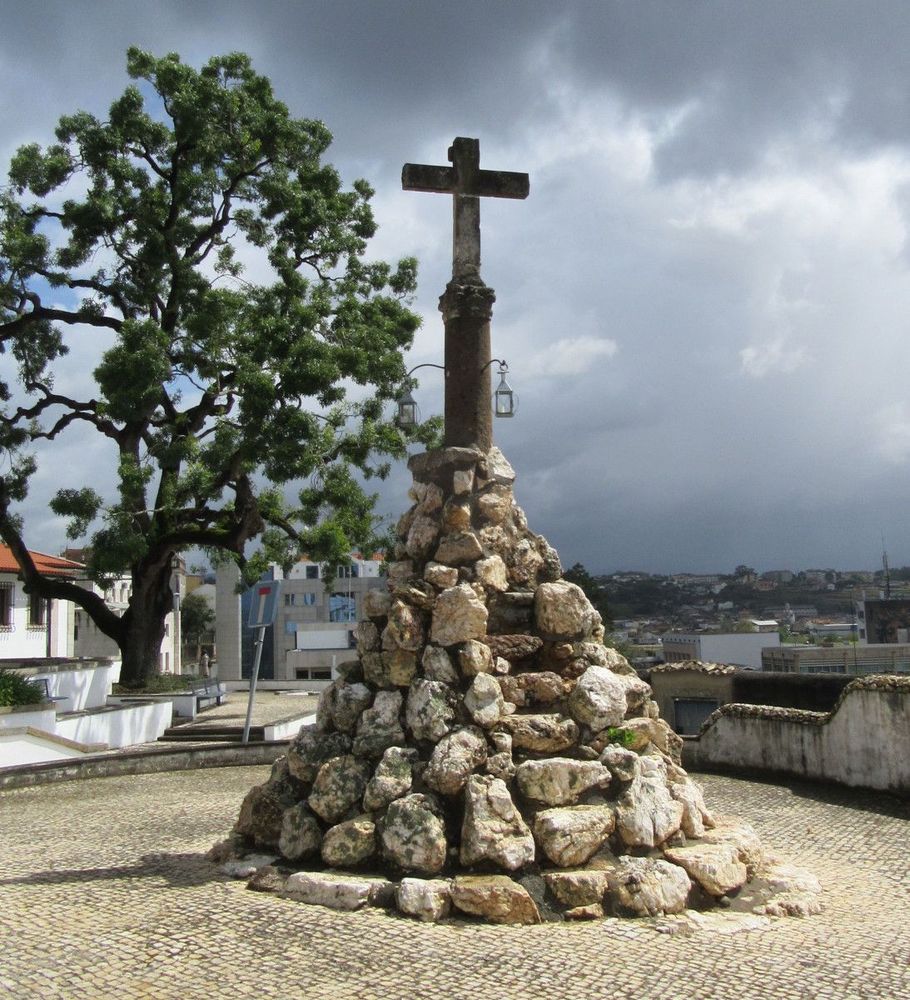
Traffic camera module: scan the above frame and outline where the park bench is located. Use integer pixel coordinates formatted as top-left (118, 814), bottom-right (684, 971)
top-left (189, 678), bottom-right (227, 710)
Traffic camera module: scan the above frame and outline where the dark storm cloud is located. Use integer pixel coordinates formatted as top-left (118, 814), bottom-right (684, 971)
top-left (6, 1), bottom-right (910, 573)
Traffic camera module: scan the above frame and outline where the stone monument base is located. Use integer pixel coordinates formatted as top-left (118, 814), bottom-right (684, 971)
top-left (214, 446), bottom-right (821, 924)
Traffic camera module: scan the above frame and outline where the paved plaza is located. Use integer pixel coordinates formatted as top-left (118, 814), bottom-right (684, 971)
top-left (1, 765), bottom-right (907, 1000)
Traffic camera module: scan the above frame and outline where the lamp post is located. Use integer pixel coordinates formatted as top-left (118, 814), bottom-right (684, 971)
top-left (396, 359), bottom-right (517, 428)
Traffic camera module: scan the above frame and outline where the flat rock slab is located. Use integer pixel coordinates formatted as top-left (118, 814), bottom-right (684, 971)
top-left (450, 875), bottom-right (541, 925)
top-left (281, 871), bottom-right (395, 911)
top-left (664, 843), bottom-right (748, 897)
top-left (219, 854), bottom-right (279, 879)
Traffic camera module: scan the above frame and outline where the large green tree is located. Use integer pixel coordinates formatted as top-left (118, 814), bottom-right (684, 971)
top-left (0, 49), bottom-right (429, 686)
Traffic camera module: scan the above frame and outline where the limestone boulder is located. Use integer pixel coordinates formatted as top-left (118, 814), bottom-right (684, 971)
top-left (361, 651), bottom-right (391, 689)
top-left (519, 671), bottom-right (566, 704)
top-left (476, 486), bottom-right (513, 525)
top-left (667, 773), bottom-right (714, 839)
top-left (321, 817), bottom-right (376, 867)
top-left (362, 588), bottom-right (392, 619)
top-left (485, 633), bottom-right (543, 662)
top-left (381, 648), bottom-right (418, 687)
top-left (663, 843), bottom-right (748, 897)
top-left (450, 875), bottom-right (540, 925)
top-left (483, 446), bottom-right (516, 485)
top-left (460, 775), bottom-right (536, 870)
top-left (380, 794), bottom-right (448, 875)
top-left (424, 727), bottom-right (488, 796)
top-left (456, 639), bottom-right (494, 677)
top-left (508, 538), bottom-right (544, 586)
top-left (498, 713), bottom-right (579, 753)
top-left (434, 531), bottom-right (484, 566)
top-left (424, 562), bottom-right (459, 589)
top-left (599, 745), bottom-right (640, 783)
top-left (475, 554), bottom-right (509, 592)
top-left (616, 675), bottom-right (653, 719)
top-left (330, 682), bottom-right (373, 735)
top-left (362, 746), bottom-right (415, 812)
top-left (695, 816), bottom-right (764, 876)
top-left (308, 755), bottom-right (371, 825)
top-left (614, 757), bottom-right (684, 849)
top-left (406, 514), bottom-right (440, 560)
top-left (465, 672), bottom-right (505, 728)
top-left (430, 584), bottom-right (488, 646)
top-left (534, 581), bottom-right (597, 639)
top-left (396, 878), bottom-right (452, 922)
top-left (532, 805), bottom-right (615, 867)
top-left (355, 620), bottom-right (381, 656)
top-left (515, 758), bottom-right (611, 806)
top-left (441, 498), bottom-right (472, 533)
top-left (352, 690), bottom-right (405, 758)
top-left (567, 666), bottom-right (627, 731)
top-left (406, 678), bottom-right (456, 742)
top-left (422, 645), bottom-right (459, 683)
top-left (282, 872), bottom-right (395, 912)
top-left (544, 870), bottom-right (611, 909)
top-left (287, 727), bottom-right (352, 785)
top-left (278, 802), bottom-right (322, 860)
top-left (384, 600), bottom-right (425, 651)
top-left (606, 858), bottom-right (691, 917)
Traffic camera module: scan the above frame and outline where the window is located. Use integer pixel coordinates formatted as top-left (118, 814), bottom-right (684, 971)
top-left (673, 698), bottom-right (719, 736)
top-left (284, 593), bottom-right (296, 606)
top-left (0, 584), bottom-right (13, 627)
top-left (305, 565), bottom-right (319, 580)
top-left (28, 592), bottom-right (47, 627)
top-left (329, 594), bottom-right (357, 623)
top-left (337, 563), bottom-right (359, 578)
top-left (302, 593), bottom-right (317, 606)
top-left (295, 667), bottom-right (332, 680)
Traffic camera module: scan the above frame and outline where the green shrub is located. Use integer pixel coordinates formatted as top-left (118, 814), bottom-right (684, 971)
top-left (0, 668), bottom-right (47, 707)
top-left (113, 673), bottom-right (201, 694)
top-left (606, 726), bottom-right (636, 750)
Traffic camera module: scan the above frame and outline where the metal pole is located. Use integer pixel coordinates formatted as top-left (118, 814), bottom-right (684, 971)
top-left (242, 624), bottom-right (266, 744)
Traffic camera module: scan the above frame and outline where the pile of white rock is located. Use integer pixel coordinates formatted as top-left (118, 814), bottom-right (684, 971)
top-left (215, 446), bottom-right (820, 924)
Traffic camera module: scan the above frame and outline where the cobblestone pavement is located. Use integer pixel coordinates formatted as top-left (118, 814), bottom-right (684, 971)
top-left (1, 768), bottom-right (907, 1000)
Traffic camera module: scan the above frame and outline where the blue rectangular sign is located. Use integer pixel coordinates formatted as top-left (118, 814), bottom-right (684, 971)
top-left (247, 580), bottom-right (282, 628)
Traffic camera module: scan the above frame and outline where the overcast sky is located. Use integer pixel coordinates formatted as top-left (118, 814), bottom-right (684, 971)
top-left (4, 0), bottom-right (910, 574)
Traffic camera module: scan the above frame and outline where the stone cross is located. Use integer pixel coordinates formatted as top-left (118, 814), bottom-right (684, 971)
top-left (402, 137), bottom-right (529, 450)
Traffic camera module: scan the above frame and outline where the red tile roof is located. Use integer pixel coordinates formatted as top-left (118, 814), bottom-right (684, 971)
top-left (0, 545), bottom-right (84, 577)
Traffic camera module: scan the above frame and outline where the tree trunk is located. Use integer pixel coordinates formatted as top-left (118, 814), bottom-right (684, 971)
top-left (118, 567), bottom-right (173, 688)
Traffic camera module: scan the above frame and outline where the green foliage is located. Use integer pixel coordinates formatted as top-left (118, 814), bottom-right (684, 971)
top-left (0, 48), bottom-right (425, 685)
top-left (605, 726), bottom-right (636, 750)
top-left (180, 591), bottom-right (215, 644)
top-left (0, 668), bottom-right (46, 707)
top-left (112, 672), bottom-right (202, 694)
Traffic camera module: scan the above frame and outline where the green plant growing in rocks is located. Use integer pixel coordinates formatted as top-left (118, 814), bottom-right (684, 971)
top-left (0, 668), bottom-right (46, 707)
top-left (605, 726), bottom-right (636, 749)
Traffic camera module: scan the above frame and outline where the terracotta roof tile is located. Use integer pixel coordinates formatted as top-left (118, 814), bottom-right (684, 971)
top-left (0, 545), bottom-right (84, 577)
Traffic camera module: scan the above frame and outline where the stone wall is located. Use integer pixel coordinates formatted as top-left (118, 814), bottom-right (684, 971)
top-left (684, 675), bottom-right (910, 794)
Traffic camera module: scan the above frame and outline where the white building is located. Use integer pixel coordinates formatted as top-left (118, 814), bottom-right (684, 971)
top-left (0, 545), bottom-right (80, 660)
top-left (660, 630), bottom-right (780, 670)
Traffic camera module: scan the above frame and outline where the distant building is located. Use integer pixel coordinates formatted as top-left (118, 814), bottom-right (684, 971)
top-left (660, 631), bottom-right (779, 670)
top-left (854, 598), bottom-right (910, 644)
top-left (763, 643), bottom-right (910, 676)
top-left (0, 545), bottom-right (81, 660)
top-left (216, 554), bottom-right (385, 684)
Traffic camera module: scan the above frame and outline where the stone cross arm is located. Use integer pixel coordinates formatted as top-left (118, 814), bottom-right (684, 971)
top-left (402, 137), bottom-right (529, 280)
top-left (401, 162), bottom-right (530, 200)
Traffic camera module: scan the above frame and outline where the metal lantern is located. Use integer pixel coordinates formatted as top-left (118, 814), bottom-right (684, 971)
top-left (494, 362), bottom-right (515, 418)
top-left (396, 386), bottom-right (419, 428)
